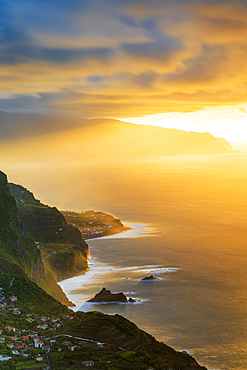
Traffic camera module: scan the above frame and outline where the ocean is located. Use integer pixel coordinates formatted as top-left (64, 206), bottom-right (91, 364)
top-left (1, 152), bottom-right (247, 370)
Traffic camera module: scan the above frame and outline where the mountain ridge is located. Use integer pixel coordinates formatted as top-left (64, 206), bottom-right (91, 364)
top-left (0, 110), bottom-right (237, 160)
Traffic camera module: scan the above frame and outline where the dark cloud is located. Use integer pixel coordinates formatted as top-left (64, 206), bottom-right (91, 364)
top-left (122, 37), bottom-right (182, 60)
top-left (0, 94), bottom-right (50, 115)
top-left (0, 45), bottom-right (114, 65)
top-left (0, 26), bottom-right (31, 46)
top-left (88, 76), bottom-right (103, 82)
top-left (131, 72), bottom-right (157, 88)
top-left (164, 44), bottom-right (228, 84)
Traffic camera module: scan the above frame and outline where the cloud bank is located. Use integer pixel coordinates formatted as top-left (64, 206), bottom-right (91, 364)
top-left (1, 0), bottom-right (247, 118)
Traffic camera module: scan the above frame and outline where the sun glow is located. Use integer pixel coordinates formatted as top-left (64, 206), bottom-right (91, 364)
top-left (120, 105), bottom-right (247, 143)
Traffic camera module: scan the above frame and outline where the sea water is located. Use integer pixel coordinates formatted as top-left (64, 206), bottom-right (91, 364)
top-left (1, 153), bottom-right (247, 370)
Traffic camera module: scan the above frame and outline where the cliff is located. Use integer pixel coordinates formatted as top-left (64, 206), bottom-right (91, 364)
top-left (0, 172), bottom-right (86, 305)
top-left (0, 171), bottom-right (44, 280)
top-left (9, 182), bottom-right (88, 284)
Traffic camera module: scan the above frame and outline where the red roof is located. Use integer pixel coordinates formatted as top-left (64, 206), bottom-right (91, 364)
top-left (16, 345), bottom-right (24, 349)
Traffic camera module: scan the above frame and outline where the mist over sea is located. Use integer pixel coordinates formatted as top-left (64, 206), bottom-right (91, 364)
top-left (1, 153), bottom-right (247, 370)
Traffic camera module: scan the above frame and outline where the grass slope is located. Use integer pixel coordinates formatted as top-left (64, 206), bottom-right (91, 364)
top-left (9, 183), bottom-right (88, 283)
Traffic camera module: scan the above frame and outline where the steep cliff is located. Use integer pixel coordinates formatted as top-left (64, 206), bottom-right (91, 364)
top-left (0, 171), bottom-right (76, 305)
top-left (9, 182), bottom-right (88, 282)
top-left (0, 171), bottom-right (43, 279)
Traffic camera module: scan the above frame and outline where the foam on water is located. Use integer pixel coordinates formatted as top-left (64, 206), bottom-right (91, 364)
top-left (59, 256), bottom-right (178, 310)
top-left (87, 222), bottom-right (157, 240)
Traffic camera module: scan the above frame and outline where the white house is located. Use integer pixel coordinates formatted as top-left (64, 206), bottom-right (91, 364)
top-left (36, 354), bottom-right (43, 362)
top-left (82, 361), bottom-right (94, 367)
top-left (9, 296), bottom-right (17, 302)
top-left (34, 339), bottom-right (44, 349)
top-left (0, 355), bottom-right (12, 361)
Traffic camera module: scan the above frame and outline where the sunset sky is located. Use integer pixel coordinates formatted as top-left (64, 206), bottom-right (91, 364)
top-left (1, 0), bottom-right (247, 140)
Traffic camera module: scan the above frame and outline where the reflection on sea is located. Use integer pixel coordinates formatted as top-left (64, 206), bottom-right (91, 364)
top-left (1, 153), bottom-right (247, 370)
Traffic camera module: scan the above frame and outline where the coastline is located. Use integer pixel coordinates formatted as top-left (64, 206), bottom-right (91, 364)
top-left (85, 221), bottom-right (157, 241)
top-left (58, 221), bottom-right (158, 309)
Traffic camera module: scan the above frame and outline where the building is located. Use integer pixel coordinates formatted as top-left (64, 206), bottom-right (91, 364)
top-left (0, 355), bottom-right (12, 361)
top-left (82, 361), bottom-right (94, 367)
top-left (9, 296), bottom-right (17, 302)
top-left (16, 345), bottom-right (24, 350)
top-left (26, 317), bottom-right (34, 323)
top-left (41, 316), bottom-right (49, 321)
top-left (6, 326), bottom-right (15, 332)
top-left (36, 355), bottom-right (43, 362)
top-left (35, 340), bottom-right (44, 349)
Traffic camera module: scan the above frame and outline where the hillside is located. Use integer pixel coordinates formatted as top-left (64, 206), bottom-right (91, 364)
top-left (0, 273), bottom-right (207, 370)
top-left (0, 171), bottom-right (77, 305)
top-left (0, 171), bottom-right (42, 279)
top-left (0, 111), bottom-right (237, 161)
top-left (9, 183), bottom-right (89, 283)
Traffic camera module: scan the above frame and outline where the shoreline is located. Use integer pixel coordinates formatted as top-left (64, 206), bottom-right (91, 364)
top-left (58, 222), bottom-right (177, 313)
top-left (85, 221), bottom-right (157, 241)
top-left (58, 221), bottom-right (158, 309)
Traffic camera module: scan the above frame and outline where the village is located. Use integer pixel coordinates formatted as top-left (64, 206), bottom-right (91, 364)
top-left (0, 289), bottom-right (100, 369)
top-left (0, 283), bottom-right (203, 370)
top-left (62, 210), bottom-right (129, 240)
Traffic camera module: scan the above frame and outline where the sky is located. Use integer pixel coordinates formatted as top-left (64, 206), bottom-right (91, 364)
top-left (1, 0), bottom-right (247, 140)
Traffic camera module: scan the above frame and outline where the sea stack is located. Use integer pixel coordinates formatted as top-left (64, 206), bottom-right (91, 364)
top-left (87, 287), bottom-right (128, 303)
top-left (141, 274), bottom-right (157, 281)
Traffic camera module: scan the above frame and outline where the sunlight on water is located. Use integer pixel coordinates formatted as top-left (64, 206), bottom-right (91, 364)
top-left (86, 222), bottom-right (157, 240)
top-left (1, 153), bottom-right (247, 370)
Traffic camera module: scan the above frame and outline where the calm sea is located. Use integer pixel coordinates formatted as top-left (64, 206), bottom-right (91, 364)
top-left (1, 152), bottom-right (247, 370)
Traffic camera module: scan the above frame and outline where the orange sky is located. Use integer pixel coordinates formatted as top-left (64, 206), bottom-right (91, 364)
top-left (1, 0), bottom-right (247, 140)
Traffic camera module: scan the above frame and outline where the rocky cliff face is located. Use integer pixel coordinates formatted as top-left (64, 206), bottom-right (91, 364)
top-left (0, 171), bottom-right (80, 305)
top-left (9, 182), bottom-right (88, 281)
top-left (0, 171), bottom-right (44, 278)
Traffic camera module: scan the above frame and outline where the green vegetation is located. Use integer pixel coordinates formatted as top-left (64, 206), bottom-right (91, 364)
top-left (107, 314), bottom-right (139, 339)
top-left (0, 172), bottom-right (41, 279)
top-left (8, 181), bottom-right (88, 303)
top-left (2, 275), bottom-right (69, 316)
top-left (9, 183), bottom-right (88, 250)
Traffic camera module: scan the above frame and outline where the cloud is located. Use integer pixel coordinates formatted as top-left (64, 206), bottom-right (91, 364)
top-left (1, 0), bottom-right (247, 119)
top-left (0, 45), bottom-right (113, 65)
